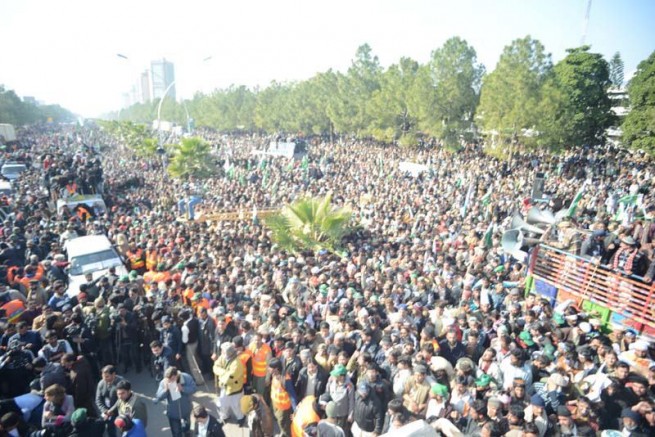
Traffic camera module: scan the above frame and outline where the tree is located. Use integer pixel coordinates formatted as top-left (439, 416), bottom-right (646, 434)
top-left (609, 52), bottom-right (625, 89)
top-left (623, 51), bottom-right (655, 154)
top-left (551, 46), bottom-right (614, 148)
top-left (367, 57), bottom-right (421, 142)
top-left (478, 36), bottom-right (552, 148)
top-left (167, 137), bottom-right (216, 179)
top-left (420, 37), bottom-right (485, 146)
top-left (265, 193), bottom-right (352, 254)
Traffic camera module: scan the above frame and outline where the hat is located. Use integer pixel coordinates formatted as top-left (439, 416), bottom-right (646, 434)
top-left (71, 408), bottom-right (87, 425)
top-left (631, 340), bottom-right (650, 351)
top-left (548, 373), bottom-right (569, 388)
top-left (579, 322), bottom-right (591, 333)
top-left (161, 315), bottom-right (172, 324)
top-left (519, 331), bottom-right (535, 346)
top-left (77, 292), bottom-right (88, 301)
top-left (621, 236), bottom-right (637, 245)
top-left (530, 394), bottom-right (546, 407)
top-left (621, 407), bottom-right (641, 422)
top-left (114, 415), bottom-right (132, 429)
top-left (357, 382), bottom-right (370, 393)
top-left (475, 374), bottom-right (493, 387)
top-left (431, 383), bottom-right (449, 397)
top-left (487, 397), bottom-right (502, 408)
top-left (556, 405), bottom-right (571, 417)
top-left (330, 364), bottom-right (347, 377)
top-left (553, 313), bottom-right (565, 325)
top-left (414, 364), bottom-right (427, 375)
top-left (325, 401), bottom-right (338, 418)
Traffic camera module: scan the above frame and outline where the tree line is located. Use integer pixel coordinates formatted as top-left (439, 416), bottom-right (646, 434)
top-left (0, 86), bottom-right (75, 126)
top-left (112, 36), bottom-right (655, 153)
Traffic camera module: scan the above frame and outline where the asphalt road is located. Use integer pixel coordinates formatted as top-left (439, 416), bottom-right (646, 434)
top-left (123, 369), bottom-right (248, 437)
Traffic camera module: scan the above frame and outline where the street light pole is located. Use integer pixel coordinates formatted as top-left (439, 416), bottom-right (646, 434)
top-left (156, 80), bottom-right (177, 147)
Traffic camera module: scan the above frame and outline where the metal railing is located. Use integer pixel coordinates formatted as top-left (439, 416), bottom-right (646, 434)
top-left (529, 245), bottom-right (655, 330)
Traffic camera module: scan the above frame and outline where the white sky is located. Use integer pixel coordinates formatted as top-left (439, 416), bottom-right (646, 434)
top-left (1, 0), bottom-right (653, 117)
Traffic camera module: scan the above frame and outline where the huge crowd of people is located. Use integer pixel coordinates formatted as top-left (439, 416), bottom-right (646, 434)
top-left (0, 123), bottom-right (654, 437)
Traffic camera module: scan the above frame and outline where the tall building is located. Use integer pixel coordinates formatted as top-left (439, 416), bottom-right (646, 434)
top-left (150, 58), bottom-right (175, 100)
top-left (139, 70), bottom-right (151, 103)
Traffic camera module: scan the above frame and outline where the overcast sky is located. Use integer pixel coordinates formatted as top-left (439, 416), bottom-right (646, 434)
top-left (1, 0), bottom-right (653, 117)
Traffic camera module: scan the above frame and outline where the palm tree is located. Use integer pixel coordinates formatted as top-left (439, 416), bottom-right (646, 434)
top-left (265, 193), bottom-right (352, 254)
top-left (167, 137), bottom-right (215, 179)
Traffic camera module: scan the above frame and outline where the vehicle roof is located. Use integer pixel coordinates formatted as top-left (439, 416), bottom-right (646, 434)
top-left (66, 235), bottom-right (114, 258)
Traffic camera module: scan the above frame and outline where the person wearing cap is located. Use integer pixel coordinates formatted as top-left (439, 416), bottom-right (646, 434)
top-left (268, 357), bottom-right (296, 437)
top-left (610, 235), bottom-right (648, 277)
top-left (326, 363), bottom-right (355, 431)
top-left (402, 363), bottom-right (431, 416)
top-left (580, 229), bottom-right (608, 263)
top-left (619, 339), bottom-right (655, 377)
top-left (532, 372), bottom-right (569, 416)
top-left (69, 407), bottom-right (105, 435)
top-left (352, 382), bottom-right (384, 437)
top-left (160, 314), bottom-right (183, 365)
top-left (553, 405), bottom-right (595, 437)
top-left (240, 392), bottom-right (275, 437)
top-left (213, 342), bottom-right (246, 424)
top-left (619, 407), bottom-right (650, 437)
top-left (524, 393), bottom-right (548, 437)
top-left (317, 400), bottom-right (346, 437)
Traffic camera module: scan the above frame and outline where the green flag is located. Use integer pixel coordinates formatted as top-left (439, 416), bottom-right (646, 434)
top-left (227, 167), bottom-right (235, 180)
top-left (262, 167), bottom-right (269, 187)
top-left (619, 194), bottom-right (638, 206)
top-left (484, 222), bottom-right (494, 248)
top-left (285, 160), bottom-right (294, 172)
top-left (481, 190), bottom-right (492, 206)
top-left (301, 155), bottom-right (309, 170)
top-left (567, 181), bottom-right (588, 217)
top-left (239, 173), bottom-right (246, 186)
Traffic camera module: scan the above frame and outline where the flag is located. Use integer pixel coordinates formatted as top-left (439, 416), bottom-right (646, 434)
top-left (239, 174), bottom-right (246, 186)
top-left (481, 190), bottom-right (492, 206)
top-left (619, 194), bottom-right (638, 206)
top-left (259, 158), bottom-right (267, 170)
top-left (301, 155), bottom-right (309, 170)
top-left (285, 159), bottom-right (294, 172)
top-left (227, 167), bottom-right (235, 180)
top-left (460, 182), bottom-right (475, 218)
top-left (271, 180), bottom-right (279, 198)
top-left (262, 167), bottom-right (269, 187)
top-left (484, 222), bottom-right (494, 248)
top-left (567, 180), bottom-right (588, 217)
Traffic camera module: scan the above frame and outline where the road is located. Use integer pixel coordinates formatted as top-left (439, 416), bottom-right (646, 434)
top-left (123, 369), bottom-right (248, 436)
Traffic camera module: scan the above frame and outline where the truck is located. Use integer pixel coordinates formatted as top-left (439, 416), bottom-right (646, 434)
top-left (0, 124), bottom-right (17, 144)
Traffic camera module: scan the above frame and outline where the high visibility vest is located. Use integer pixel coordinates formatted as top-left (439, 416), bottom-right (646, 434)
top-left (127, 250), bottom-right (145, 269)
top-left (66, 183), bottom-right (77, 195)
top-left (2, 300), bottom-right (25, 323)
top-left (77, 206), bottom-right (91, 221)
top-left (145, 250), bottom-right (159, 271)
top-left (291, 396), bottom-right (320, 437)
top-left (271, 375), bottom-right (292, 411)
top-left (249, 343), bottom-right (271, 377)
top-left (238, 351), bottom-right (250, 384)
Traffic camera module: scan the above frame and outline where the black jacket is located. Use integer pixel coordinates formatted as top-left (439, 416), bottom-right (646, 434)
top-left (193, 415), bottom-right (225, 437)
top-left (295, 366), bottom-right (328, 400)
top-left (353, 392), bottom-right (383, 434)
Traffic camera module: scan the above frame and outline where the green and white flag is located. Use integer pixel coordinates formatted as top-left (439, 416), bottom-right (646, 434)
top-left (567, 180), bottom-right (588, 217)
top-left (484, 222), bottom-right (494, 248)
top-left (619, 193), bottom-right (638, 206)
top-left (481, 190), bottom-right (493, 206)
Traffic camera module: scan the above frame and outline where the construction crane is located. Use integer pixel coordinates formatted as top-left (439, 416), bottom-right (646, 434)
top-left (581, 0), bottom-right (592, 46)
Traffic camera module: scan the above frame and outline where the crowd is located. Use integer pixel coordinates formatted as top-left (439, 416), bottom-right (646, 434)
top-left (0, 123), bottom-right (654, 437)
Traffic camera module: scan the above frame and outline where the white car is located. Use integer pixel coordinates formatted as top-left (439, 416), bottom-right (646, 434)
top-left (1, 163), bottom-right (27, 181)
top-left (65, 235), bottom-right (127, 297)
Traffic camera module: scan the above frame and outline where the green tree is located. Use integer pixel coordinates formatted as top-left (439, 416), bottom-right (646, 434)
top-left (623, 51), bottom-right (655, 154)
top-left (420, 37), bottom-right (485, 146)
top-left (478, 36), bottom-right (552, 148)
top-left (167, 137), bottom-right (216, 179)
top-left (367, 57), bottom-right (421, 142)
top-left (265, 193), bottom-right (352, 254)
top-left (609, 52), bottom-right (625, 89)
top-left (551, 46), bottom-right (614, 148)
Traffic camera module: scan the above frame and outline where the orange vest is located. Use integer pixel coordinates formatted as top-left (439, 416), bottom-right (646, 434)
top-left (291, 396), bottom-right (320, 437)
top-left (143, 271), bottom-right (157, 283)
top-left (2, 300), bottom-right (25, 323)
top-left (183, 288), bottom-right (194, 306)
top-left (77, 206), bottom-right (91, 222)
top-left (238, 351), bottom-right (250, 384)
top-left (249, 343), bottom-right (271, 377)
top-left (145, 250), bottom-right (159, 271)
top-left (127, 250), bottom-right (145, 269)
top-left (271, 375), bottom-right (292, 411)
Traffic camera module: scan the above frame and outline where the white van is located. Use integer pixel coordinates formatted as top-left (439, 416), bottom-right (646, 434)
top-left (65, 235), bottom-right (127, 297)
top-left (1, 162), bottom-right (27, 181)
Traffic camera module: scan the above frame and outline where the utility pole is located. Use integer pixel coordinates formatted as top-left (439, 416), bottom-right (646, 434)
top-left (581, 0), bottom-right (592, 46)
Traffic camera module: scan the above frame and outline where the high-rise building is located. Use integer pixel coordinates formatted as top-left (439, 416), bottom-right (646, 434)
top-left (150, 58), bottom-right (175, 100)
top-left (140, 70), bottom-right (151, 103)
